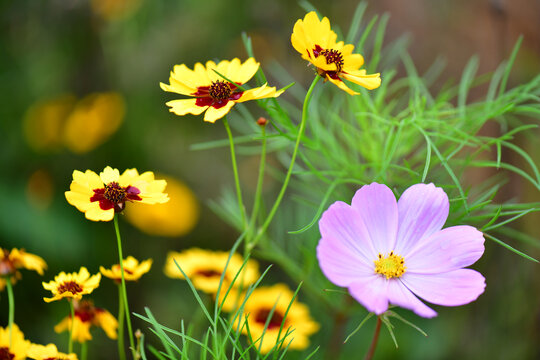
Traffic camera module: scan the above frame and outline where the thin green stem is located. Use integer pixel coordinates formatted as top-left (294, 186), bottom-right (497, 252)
top-left (114, 216), bottom-right (136, 359)
top-left (80, 341), bottom-right (88, 360)
top-left (68, 300), bottom-right (75, 354)
top-left (246, 125), bottom-right (267, 254)
top-left (5, 276), bottom-right (14, 346)
top-left (223, 117), bottom-right (247, 229)
top-left (251, 76), bottom-right (320, 246)
top-left (364, 316), bottom-right (382, 360)
top-left (117, 284), bottom-right (127, 360)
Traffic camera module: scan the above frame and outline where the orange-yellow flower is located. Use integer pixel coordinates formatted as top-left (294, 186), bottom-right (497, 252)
top-left (291, 12), bottom-right (381, 95)
top-left (0, 324), bottom-right (31, 360)
top-left (27, 343), bottom-right (78, 360)
top-left (65, 166), bottom-right (169, 221)
top-left (164, 248), bottom-right (259, 294)
top-left (54, 300), bottom-right (117, 343)
top-left (0, 248), bottom-right (47, 291)
top-left (42, 267), bottom-right (101, 303)
top-left (160, 58), bottom-right (284, 123)
top-left (235, 284), bottom-right (319, 354)
top-left (100, 256), bottom-right (152, 283)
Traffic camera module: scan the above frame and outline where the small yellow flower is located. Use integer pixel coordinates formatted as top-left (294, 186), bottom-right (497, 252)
top-left (100, 256), bottom-right (152, 283)
top-left (235, 284), bottom-right (319, 354)
top-left (62, 92), bottom-right (125, 154)
top-left (0, 248), bottom-right (47, 291)
top-left (291, 11), bottom-right (381, 95)
top-left (124, 175), bottom-right (199, 237)
top-left (0, 324), bottom-right (31, 360)
top-left (27, 343), bottom-right (77, 360)
top-left (160, 58), bottom-right (284, 123)
top-left (65, 166), bottom-right (169, 222)
top-left (164, 248), bottom-right (259, 294)
top-left (54, 300), bottom-right (117, 343)
top-left (42, 267), bottom-right (101, 303)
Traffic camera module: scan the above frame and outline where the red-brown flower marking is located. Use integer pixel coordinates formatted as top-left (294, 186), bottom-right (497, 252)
top-left (90, 181), bottom-right (142, 212)
top-left (312, 45), bottom-right (344, 80)
top-left (254, 308), bottom-right (286, 330)
top-left (193, 80), bottom-right (244, 109)
top-left (0, 347), bottom-right (15, 360)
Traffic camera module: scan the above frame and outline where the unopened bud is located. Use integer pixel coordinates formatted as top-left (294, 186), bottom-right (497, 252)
top-left (257, 117), bottom-right (268, 126)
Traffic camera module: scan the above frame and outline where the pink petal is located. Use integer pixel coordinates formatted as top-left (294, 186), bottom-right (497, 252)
top-left (405, 226), bottom-right (485, 274)
top-left (402, 269), bottom-right (486, 306)
top-left (348, 274), bottom-right (389, 315)
top-left (351, 183), bottom-right (398, 253)
top-left (387, 280), bottom-right (437, 318)
top-left (394, 183), bottom-right (449, 256)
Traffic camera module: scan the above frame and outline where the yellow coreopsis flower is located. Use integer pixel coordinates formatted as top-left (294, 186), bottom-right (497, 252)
top-left (0, 324), bottom-right (31, 360)
top-left (100, 256), bottom-right (152, 283)
top-left (0, 248), bottom-right (47, 291)
top-left (54, 300), bottom-right (118, 343)
top-left (291, 11), bottom-right (381, 95)
top-left (65, 166), bottom-right (169, 222)
top-left (235, 284), bottom-right (319, 354)
top-left (27, 344), bottom-right (77, 360)
top-left (42, 267), bottom-right (101, 303)
top-left (164, 248), bottom-right (259, 294)
top-left (160, 58), bottom-right (284, 123)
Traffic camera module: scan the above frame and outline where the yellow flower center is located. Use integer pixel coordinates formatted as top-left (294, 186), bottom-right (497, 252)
top-left (209, 80), bottom-right (232, 100)
top-left (57, 280), bottom-right (83, 294)
top-left (374, 251), bottom-right (406, 279)
top-left (320, 49), bottom-right (344, 72)
top-left (104, 181), bottom-right (126, 203)
top-left (0, 347), bottom-right (15, 360)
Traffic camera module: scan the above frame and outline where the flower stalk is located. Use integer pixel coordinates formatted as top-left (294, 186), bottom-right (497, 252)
top-left (68, 300), bottom-right (75, 354)
top-left (5, 276), bottom-right (14, 346)
top-left (364, 316), bottom-right (382, 360)
top-left (117, 284), bottom-right (126, 360)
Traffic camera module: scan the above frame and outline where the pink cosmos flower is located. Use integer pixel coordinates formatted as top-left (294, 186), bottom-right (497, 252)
top-left (317, 183), bottom-right (485, 317)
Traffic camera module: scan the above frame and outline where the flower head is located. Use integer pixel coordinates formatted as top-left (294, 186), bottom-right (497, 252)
top-left (164, 248), bottom-right (259, 294)
top-left (27, 344), bottom-right (77, 360)
top-left (0, 324), bottom-right (31, 360)
top-left (42, 267), bottom-right (101, 303)
top-left (160, 58), bottom-right (284, 123)
top-left (54, 299), bottom-right (117, 343)
top-left (235, 284), bottom-right (319, 354)
top-left (291, 11), bottom-right (381, 95)
top-left (100, 256), bottom-right (152, 283)
top-left (65, 166), bottom-right (169, 221)
top-left (317, 183), bottom-right (486, 318)
top-left (0, 248), bottom-right (47, 290)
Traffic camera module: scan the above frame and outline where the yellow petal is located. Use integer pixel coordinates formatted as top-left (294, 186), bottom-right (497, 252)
top-left (165, 99), bottom-right (208, 116)
top-left (326, 75), bottom-right (360, 95)
top-left (99, 166), bottom-right (120, 184)
top-left (343, 53), bottom-right (365, 70)
top-left (84, 202), bottom-right (115, 221)
top-left (203, 102), bottom-right (235, 123)
top-left (341, 70), bottom-right (381, 90)
top-left (233, 58), bottom-right (260, 84)
top-left (236, 84), bottom-right (284, 103)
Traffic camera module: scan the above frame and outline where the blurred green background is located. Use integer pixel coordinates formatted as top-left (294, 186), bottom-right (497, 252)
top-left (1, 0), bottom-right (539, 359)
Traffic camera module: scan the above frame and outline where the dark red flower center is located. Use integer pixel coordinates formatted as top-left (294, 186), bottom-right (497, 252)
top-left (72, 300), bottom-right (102, 324)
top-left (0, 347), bottom-right (14, 360)
top-left (195, 269), bottom-right (223, 278)
top-left (312, 45), bottom-right (344, 80)
top-left (209, 81), bottom-right (233, 100)
top-left (91, 182), bottom-right (142, 213)
top-left (254, 308), bottom-right (285, 330)
top-left (57, 281), bottom-right (83, 294)
top-left (0, 249), bottom-right (15, 276)
top-left (104, 182), bottom-right (126, 203)
top-left (193, 80), bottom-right (244, 109)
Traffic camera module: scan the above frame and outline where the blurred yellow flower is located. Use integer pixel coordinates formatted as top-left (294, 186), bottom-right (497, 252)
top-left (54, 300), bottom-right (117, 343)
top-left (23, 94), bottom-right (76, 152)
top-left (91, 0), bottom-right (142, 21)
top-left (42, 267), bottom-right (101, 303)
top-left (0, 248), bottom-right (47, 291)
top-left (0, 324), bottom-right (31, 360)
top-left (100, 256), bottom-right (152, 283)
top-left (235, 284), bottom-right (319, 354)
top-left (63, 92), bottom-right (125, 154)
top-left (124, 175), bottom-right (199, 237)
top-left (26, 169), bottom-right (55, 210)
top-left (161, 58), bottom-right (284, 123)
top-left (291, 12), bottom-right (381, 95)
top-left (65, 166), bottom-right (169, 222)
top-left (164, 249), bottom-right (259, 294)
top-left (27, 344), bottom-right (77, 360)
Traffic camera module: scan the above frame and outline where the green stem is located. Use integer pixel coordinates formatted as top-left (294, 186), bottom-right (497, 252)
top-left (251, 76), bottom-right (320, 246)
top-left (114, 215), bottom-right (136, 359)
top-left (223, 117), bottom-right (247, 230)
top-left (68, 300), bottom-right (75, 354)
top-left (246, 125), bottom-right (267, 254)
top-left (364, 316), bottom-right (382, 360)
top-left (80, 341), bottom-right (88, 360)
top-left (5, 276), bottom-right (14, 346)
top-left (117, 284), bottom-right (126, 360)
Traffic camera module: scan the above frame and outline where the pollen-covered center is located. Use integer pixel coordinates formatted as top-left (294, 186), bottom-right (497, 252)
top-left (209, 80), bottom-right (232, 100)
top-left (374, 251), bottom-right (406, 279)
top-left (0, 347), bottom-right (15, 360)
top-left (57, 280), bottom-right (83, 294)
top-left (320, 49), bottom-right (344, 72)
top-left (104, 181), bottom-right (126, 204)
